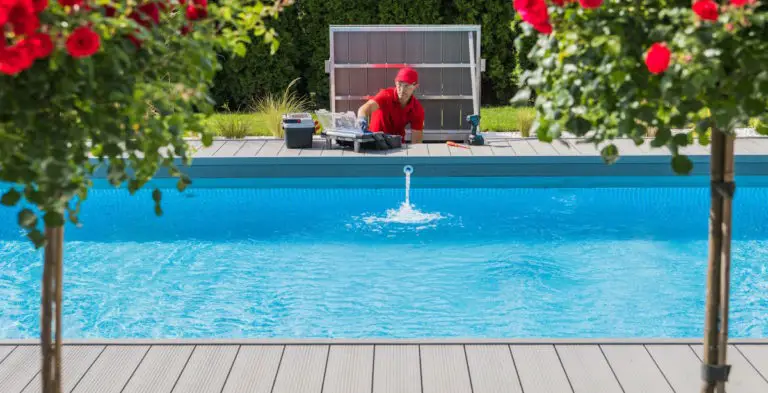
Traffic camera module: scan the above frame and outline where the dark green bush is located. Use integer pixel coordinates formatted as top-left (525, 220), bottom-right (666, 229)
top-left (212, 0), bottom-right (525, 109)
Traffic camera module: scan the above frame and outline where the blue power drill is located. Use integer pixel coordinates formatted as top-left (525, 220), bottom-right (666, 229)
top-left (466, 114), bottom-right (484, 146)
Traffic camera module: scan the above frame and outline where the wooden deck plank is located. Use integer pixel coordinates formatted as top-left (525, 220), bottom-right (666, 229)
top-left (299, 140), bottom-right (325, 156)
top-left (469, 144), bottom-right (495, 156)
top-left (741, 138), bottom-right (768, 153)
top-left (121, 345), bottom-right (194, 393)
top-left (21, 345), bottom-right (105, 393)
top-left (600, 345), bottom-right (673, 393)
top-left (550, 140), bottom-right (584, 156)
top-left (387, 147), bottom-right (408, 156)
top-left (571, 141), bottom-right (602, 156)
top-left (609, 139), bottom-right (645, 155)
top-left (736, 345), bottom-right (768, 381)
top-left (420, 345), bottom-right (472, 393)
top-left (271, 345), bottom-right (328, 393)
top-left (645, 344), bottom-right (701, 393)
top-left (528, 140), bottom-right (560, 155)
top-left (507, 140), bottom-right (536, 156)
top-left (407, 143), bottom-right (430, 157)
top-left (448, 145), bottom-right (473, 156)
top-left (465, 345), bottom-right (523, 393)
top-left (193, 141), bottom-right (226, 157)
top-left (213, 141), bottom-right (245, 157)
top-left (233, 140), bottom-right (265, 157)
top-left (427, 143), bottom-right (451, 157)
top-left (0, 345), bottom-right (38, 393)
top-left (171, 345), bottom-right (239, 393)
top-left (510, 345), bottom-right (573, 393)
top-left (0, 346), bottom-right (14, 364)
top-left (322, 345), bottom-right (374, 393)
top-left (321, 145), bottom-right (345, 156)
top-left (691, 344), bottom-right (768, 392)
top-left (373, 345), bottom-right (421, 393)
top-left (71, 345), bottom-right (149, 393)
top-left (255, 140), bottom-right (285, 157)
top-left (490, 140), bottom-right (517, 156)
top-left (221, 346), bottom-right (283, 393)
top-left (555, 345), bottom-right (623, 393)
top-left (278, 145), bottom-right (302, 157)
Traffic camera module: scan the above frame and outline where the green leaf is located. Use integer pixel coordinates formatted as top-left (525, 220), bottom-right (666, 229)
top-left (154, 205), bottom-right (163, 216)
top-left (18, 209), bottom-right (37, 229)
top-left (671, 155), bottom-right (693, 175)
top-left (651, 128), bottom-right (671, 147)
top-left (672, 133), bottom-right (689, 147)
top-left (1, 188), bottom-right (21, 206)
top-left (43, 211), bottom-right (65, 228)
top-left (176, 174), bottom-right (191, 192)
top-left (152, 188), bottom-right (162, 203)
top-left (27, 229), bottom-right (46, 248)
top-left (202, 133), bottom-right (213, 147)
top-left (233, 42), bottom-right (247, 57)
top-left (566, 116), bottom-right (591, 136)
top-left (600, 144), bottom-right (620, 165)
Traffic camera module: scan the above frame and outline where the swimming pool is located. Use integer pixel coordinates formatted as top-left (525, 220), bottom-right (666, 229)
top-left (1, 176), bottom-right (767, 339)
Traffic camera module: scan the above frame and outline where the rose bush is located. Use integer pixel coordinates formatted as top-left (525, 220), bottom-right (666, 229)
top-left (1, 1), bottom-right (291, 392)
top-left (512, 0), bottom-right (767, 172)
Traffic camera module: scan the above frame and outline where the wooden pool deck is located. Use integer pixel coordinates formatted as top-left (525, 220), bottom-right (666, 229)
top-left (187, 135), bottom-right (768, 159)
top-left (1, 340), bottom-right (767, 393)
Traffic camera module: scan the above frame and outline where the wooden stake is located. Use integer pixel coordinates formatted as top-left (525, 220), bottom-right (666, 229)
top-left (42, 226), bottom-right (64, 393)
top-left (701, 129), bottom-right (735, 393)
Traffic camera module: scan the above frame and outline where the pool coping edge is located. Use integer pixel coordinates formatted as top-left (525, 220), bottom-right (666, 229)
top-left (3, 338), bottom-right (767, 345)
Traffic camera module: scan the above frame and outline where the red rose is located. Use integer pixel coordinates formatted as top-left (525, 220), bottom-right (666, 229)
top-left (130, 2), bottom-right (160, 28)
top-left (32, 0), bottom-right (47, 12)
top-left (57, 0), bottom-right (83, 6)
top-left (0, 43), bottom-right (34, 75)
top-left (692, 0), bottom-right (718, 21)
top-left (579, 0), bottom-right (602, 8)
top-left (23, 32), bottom-right (53, 59)
top-left (185, 0), bottom-right (207, 20)
top-left (5, 0), bottom-right (40, 36)
top-left (513, 0), bottom-right (551, 34)
top-left (103, 4), bottom-right (116, 16)
top-left (645, 42), bottom-right (671, 75)
top-left (65, 26), bottom-right (100, 58)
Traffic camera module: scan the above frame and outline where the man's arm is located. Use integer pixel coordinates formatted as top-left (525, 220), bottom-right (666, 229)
top-left (357, 99), bottom-right (379, 121)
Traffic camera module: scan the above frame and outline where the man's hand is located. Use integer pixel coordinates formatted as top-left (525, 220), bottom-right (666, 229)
top-left (357, 117), bottom-right (369, 133)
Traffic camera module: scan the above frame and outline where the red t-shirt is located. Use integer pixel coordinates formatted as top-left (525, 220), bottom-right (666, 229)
top-left (368, 87), bottom-right (425, 142)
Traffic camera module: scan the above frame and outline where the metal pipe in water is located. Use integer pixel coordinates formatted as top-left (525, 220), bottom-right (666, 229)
top-left (403, 166), bottom-right (413, 206)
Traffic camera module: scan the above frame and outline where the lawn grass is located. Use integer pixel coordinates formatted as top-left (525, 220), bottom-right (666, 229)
top-left (201, 106), bottom-right (536, 138)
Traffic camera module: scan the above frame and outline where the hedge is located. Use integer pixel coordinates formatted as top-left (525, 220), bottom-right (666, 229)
top-left (211, 0), bottom-right (526, 110)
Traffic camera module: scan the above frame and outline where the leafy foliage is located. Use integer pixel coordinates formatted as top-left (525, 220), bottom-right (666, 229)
top-left (514, 0), bottom-right (768, 173)
top-left (0, 0), bottom-right (289, 247)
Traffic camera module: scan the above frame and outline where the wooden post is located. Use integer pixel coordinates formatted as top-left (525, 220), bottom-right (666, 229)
top-left (41, 226), bottom-right (64, 393)
top-left (701, 129), bottom-right (735, 393)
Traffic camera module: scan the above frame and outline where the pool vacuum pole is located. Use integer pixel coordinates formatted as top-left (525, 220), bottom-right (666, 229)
top-left (700, 128), bottom-right (735, 393)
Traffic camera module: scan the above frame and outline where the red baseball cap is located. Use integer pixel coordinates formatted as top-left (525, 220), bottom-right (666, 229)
top-left (395, 67), bottom-right (418, 84)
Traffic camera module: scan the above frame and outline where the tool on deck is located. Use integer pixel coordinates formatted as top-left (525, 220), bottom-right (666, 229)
top-left (466, 114), bottom-right (484, 146)
top-left (446, 141), bottom-right (470, 149)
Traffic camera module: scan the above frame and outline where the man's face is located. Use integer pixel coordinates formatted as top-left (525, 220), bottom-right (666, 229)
top-left (396, 81), bottom-right (418, 101)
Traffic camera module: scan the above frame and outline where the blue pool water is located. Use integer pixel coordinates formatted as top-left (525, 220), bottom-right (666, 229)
top-left (1, 176), bottom-right (767, 339)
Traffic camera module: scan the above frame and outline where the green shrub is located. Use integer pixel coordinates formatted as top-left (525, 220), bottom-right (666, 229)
top-left (211, 5), bottom-right (305, 110)
top-left (252, 78), bottom-right (312, 138)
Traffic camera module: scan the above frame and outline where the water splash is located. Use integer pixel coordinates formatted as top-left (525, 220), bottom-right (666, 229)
top-left (361, 165), bottom-right (445, 226)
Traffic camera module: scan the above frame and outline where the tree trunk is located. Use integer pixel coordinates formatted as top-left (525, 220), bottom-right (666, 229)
top-left (41, 226), bottom-right (64, 393)
top-left (701, 128), bottom-right (735, 393)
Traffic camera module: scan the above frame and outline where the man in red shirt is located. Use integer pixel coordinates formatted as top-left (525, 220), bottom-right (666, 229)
top-left (356, 67), bottom-right (425, 143)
